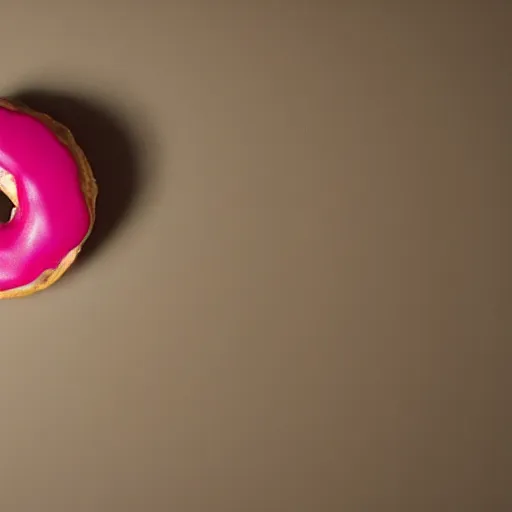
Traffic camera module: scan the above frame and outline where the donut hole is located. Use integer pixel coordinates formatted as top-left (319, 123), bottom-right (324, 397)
top-left (0, 169), bottom-right (18, 224)
top-left (0, 191), bottom-right (15, 223)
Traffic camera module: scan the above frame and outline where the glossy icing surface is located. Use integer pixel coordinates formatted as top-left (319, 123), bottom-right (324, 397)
top-left (0, 106), bottom-right (90, 291)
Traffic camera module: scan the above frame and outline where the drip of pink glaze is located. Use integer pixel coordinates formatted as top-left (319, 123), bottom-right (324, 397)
top-left (0, 106), bottom-right (90, 291)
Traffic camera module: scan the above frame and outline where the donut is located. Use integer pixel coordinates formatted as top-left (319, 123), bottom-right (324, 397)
top-left (0, 99), bottom-right (97, 299)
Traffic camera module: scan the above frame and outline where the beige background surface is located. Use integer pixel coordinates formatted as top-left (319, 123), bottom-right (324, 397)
top-left (0, 1), bottom-right (510, 511)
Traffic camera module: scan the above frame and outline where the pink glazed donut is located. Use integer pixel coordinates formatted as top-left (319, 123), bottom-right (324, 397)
top-left (0, 99), bottom-right (97, 298)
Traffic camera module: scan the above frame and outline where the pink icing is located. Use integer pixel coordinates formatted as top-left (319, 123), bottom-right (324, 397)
top-left (0, 106), bottom-right (90, 291)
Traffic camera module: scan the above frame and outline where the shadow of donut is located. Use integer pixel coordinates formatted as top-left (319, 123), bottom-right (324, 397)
top-left (11, 89), bottom-right (151, 268)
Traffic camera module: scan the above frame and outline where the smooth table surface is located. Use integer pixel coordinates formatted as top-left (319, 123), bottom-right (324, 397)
top-left (0, 2), bottom-right (511, 511)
